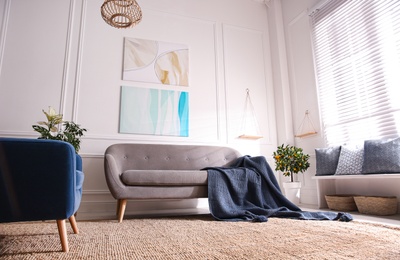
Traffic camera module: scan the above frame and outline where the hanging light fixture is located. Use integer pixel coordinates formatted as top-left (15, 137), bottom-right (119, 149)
top-left (101, 0), bottom-right (142, 29)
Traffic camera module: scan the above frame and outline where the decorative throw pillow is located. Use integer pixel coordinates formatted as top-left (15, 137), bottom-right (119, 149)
top-left (362, 137), bottom-right (400, 174)
top-left (335, 145), bottom-right (364, 175)
top-left (315, 146), bottom-right (341, 176)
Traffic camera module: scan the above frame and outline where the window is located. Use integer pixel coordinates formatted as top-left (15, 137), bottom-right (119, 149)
top-left (310, 0), bottom-right (400, 146)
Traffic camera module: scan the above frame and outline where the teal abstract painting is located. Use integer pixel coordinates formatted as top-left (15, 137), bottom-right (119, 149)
top-left (120, 86), bottom-right (189, 136)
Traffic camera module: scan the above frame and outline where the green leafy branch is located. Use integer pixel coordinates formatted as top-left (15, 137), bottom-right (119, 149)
top-left (32, 107), bottom-right (87, 153)
top-left (273, 144), bottom-right (310, 182)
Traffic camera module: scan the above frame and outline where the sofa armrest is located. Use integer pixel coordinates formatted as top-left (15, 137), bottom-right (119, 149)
top-left (104, 153), bottom-right (126, 199)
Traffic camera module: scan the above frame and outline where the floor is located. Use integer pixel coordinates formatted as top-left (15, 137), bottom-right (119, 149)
top-left (197, 198), bottom-right (400, 227)
top-left (300, 204), bottom-right (400, 227)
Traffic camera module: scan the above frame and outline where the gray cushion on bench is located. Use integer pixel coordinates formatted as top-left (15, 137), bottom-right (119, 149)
top-left (315, 146), bottom-right (341, 176)
top-left (335, 145), bottom-right (364, 175)
top-left (362, 137), bottom-right (400, 174)
top-left (121, 170), bottom-right (207, 186)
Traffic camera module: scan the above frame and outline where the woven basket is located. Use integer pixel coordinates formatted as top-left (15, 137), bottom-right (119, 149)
top-left (354, 196), bottom-right (398, 216)
top-left (325, 194), bottom-right (358, 211)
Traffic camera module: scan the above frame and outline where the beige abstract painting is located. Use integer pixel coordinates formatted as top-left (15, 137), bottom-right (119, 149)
top-left (123, 37), bottom-right (189, 87)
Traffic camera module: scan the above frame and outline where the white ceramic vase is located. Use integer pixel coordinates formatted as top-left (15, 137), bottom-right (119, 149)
top-left (282, 181), bottom-right (301, 205)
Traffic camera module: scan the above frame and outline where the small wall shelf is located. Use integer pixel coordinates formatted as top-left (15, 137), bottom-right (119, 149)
top-left (295, 110), bottom-right (317, 138)
top-left (238, 89), bottom-right (263, 140)
top-left (295, 132), bottom-right (318, 138)
top-left (238, 134), bottom-right (263, 140)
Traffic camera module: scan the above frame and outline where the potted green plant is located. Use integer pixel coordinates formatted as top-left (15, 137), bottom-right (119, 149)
top-left (32, 107), bottom-right (87, 153)
top-left (273, 144), bottom-right (310, 204)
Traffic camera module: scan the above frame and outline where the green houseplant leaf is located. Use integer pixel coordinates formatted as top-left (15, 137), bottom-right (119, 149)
top-left (32, 107), bottom-right (87, 153)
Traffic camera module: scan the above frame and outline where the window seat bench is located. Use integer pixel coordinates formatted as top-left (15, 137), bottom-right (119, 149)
top-left (312, 174), bottom-right (400, 211)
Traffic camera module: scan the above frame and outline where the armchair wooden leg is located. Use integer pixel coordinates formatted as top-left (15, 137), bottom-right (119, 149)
top-left (56, 219), bottom-right (69, 252)
top-left (117, 199), bottom-right (127, 223)
top-left (69, 215), bottom-right (79, 234)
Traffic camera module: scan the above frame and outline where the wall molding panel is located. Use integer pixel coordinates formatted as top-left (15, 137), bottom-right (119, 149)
top-left (280, 0), bottom-right (325, 205)
top-left (222, 24), bottom-right (270, 147)
top-left (0, 0), bottom-right (11, 78)
top-left (60, 0), bottom-right (77, 117)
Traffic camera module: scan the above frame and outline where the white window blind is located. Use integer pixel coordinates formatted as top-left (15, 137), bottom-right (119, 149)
top-left (310, 0), bottom-right (400, 146)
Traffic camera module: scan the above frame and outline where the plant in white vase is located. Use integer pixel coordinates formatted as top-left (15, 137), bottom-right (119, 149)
top-left (273, 144), bottom-right (310, 204)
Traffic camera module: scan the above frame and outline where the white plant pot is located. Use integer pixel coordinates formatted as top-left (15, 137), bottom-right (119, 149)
top-left (282, 181), bottom-right (301, 205)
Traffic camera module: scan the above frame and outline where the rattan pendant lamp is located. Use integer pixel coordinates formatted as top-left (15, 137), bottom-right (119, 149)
top-left (101, 0), bottom-right (142, 29)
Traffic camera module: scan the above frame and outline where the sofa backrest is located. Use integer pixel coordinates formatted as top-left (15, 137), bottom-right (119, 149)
top-left (105, 143), bottom-right (241, 173)
top-left (0, 138), bottom-right (81, 222)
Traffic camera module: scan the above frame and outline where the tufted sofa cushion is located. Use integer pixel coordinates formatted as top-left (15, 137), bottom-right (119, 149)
top-left (121, 170), bottom-right (208, 186)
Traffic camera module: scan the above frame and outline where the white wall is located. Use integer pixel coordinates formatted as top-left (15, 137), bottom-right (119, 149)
top-left (269, 0), bottom-right (324, 205)
top-left (0, 0), bottom-right (280, 219)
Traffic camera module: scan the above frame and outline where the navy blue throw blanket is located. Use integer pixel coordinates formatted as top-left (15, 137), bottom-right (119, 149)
top-left (204, 155), bottom-right (353, 222)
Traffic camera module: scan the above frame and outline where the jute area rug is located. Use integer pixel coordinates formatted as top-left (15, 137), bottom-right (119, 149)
top-left (1, 214), bottom-right (399, 260)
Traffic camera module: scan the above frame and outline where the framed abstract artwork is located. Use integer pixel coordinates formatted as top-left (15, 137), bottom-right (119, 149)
top-left (119, 86), bottom-right (189, 137)
top-left (123, 37), bottom-right (189, 87)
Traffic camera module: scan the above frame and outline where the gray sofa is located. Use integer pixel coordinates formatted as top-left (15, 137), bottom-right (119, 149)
top-left (104, 143), bottom-right (241, 222)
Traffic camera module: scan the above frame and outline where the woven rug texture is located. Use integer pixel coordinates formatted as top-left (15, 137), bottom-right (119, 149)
top-left (1, 214), bottom-right (400, 259)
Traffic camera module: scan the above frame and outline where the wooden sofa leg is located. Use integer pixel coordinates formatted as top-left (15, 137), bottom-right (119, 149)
top-left (116, 199), bottom-right (121, 216)
top-left (69, 215), bottom-right (79, 234)
top-left (57, 219), bottom-right (69, 252)
top-left (117, 199), bottom-right (127, 223)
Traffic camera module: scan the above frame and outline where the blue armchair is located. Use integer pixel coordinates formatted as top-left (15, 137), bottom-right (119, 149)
top-left (0, 138), bottom-right (84, 252)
